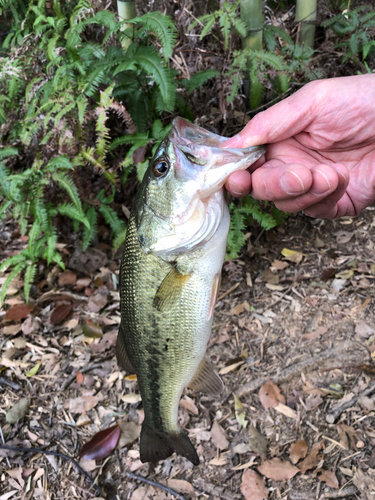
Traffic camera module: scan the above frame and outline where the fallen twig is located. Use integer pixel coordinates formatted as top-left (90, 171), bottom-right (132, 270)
top-left (123, 470), bottom-right (189, 500)
top-left (0, 444), bottom-right (103, 497)
top-left (326, 382), bottom-right (375, 423)
top-left (61, 355), bottom-right (114, 390)
top-left (236, 341), bottom-right (369, 398)
top-left (0, 377), bottom-right (21, 390)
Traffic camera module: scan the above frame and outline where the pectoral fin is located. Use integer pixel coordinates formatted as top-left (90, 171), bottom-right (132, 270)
top-left (116, 323), bottom-right (135, 374)
top-left (154, 267), bottom-right (191, 311)
top-left (188, 356), bottom-right (224, 395)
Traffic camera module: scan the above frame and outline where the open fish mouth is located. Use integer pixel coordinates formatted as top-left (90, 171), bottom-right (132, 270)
top-left (170, 117), bottom-right (266, 198)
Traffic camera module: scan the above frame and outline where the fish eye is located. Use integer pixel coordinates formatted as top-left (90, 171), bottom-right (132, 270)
top-left (153, 158), bottom-right (170, 178)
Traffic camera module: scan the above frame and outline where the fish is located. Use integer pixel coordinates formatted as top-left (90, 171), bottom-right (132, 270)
top-left (116, 117), bottom-right (266, 465)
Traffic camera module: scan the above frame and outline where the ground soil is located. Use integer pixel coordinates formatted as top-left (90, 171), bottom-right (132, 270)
top-left (1, 206), bottom-right (375, 500)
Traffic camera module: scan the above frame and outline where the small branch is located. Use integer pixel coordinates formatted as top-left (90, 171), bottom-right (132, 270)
top-left (61, 355), bottom-right (115, 390)
top-left (123, 470), bottom-right (188, 500)
top-left (326, 382), bottom-right (375, 423)
top-left (0, 377), bottom-right (21, 390)
top-left (0, 445), bottom-right (103, 497)
top-left (236, 341), bottom-right (369, 397)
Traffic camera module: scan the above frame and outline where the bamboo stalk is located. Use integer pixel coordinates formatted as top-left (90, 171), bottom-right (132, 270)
top-left (117, 0), bottom-right (136, 51)
top-left (117, 0), bottom-right (136, 21)
top-left (240, 0), bottom-right (264, 109)
top-left (240, 0), bottom-right (263, 51)
top-left (295, 0), bottom-right (317, 48)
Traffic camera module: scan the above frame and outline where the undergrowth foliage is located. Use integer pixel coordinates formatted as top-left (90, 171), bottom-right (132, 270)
top-left (2, 1), bottom-right (366, 303)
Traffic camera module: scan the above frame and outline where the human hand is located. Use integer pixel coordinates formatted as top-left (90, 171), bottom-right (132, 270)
top-left (224, 74), bottom-right (375, 218)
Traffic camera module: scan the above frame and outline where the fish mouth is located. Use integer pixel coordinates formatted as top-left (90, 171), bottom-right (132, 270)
top-left (170, 118), bottom-right (266, 197)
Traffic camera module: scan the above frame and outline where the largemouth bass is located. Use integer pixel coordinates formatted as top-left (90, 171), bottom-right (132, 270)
top-left (117, 118), bottom-right (265, 465)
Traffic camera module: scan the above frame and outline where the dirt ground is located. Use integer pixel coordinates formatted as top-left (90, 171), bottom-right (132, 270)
top-left (1, 206), bottom-right (375, 500)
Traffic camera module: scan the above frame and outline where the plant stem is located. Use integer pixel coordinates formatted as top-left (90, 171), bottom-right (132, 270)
top-left (295, 0), bottom-right (317, 48)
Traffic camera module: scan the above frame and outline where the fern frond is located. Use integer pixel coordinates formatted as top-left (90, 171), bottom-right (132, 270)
top-left (46, 156), bottom-right (73, 171)
top-left (133, 46), bottom-right (177, 111)
top-left (0, 147), bottom-right (18, 161)
top-left (52, 172), bottom-right (82, 211)
top-left (46, 231), bottom-right (57, 265)
top-left (180, 69), bottom-right (219, 94)
top-left (98, 204), bottom-right (126, 236)
top-left (113, 227), bottom-right (127, 251)
top-left (57, 203), bottom-right (90, 229)
top-left (28, 221), bottom-right (42, 260)
top-left (139, 12), bottom-right (177, 59)
top-left (24, 263), bottom-right (37, 303)
top-left (82, 206), bottom-right (97, 251)
top-left (1, 260), bottom-right (28, 305)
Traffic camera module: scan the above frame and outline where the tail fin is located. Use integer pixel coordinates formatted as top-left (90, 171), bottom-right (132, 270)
top-left (140, 424), bottom-right (199, 465)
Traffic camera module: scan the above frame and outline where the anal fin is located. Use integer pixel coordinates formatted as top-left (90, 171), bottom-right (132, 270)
top-left (140, 424), bottom-right (199, 466)
top-left (116, 323), bottom-right (135, 374)
top-left (188, 356), bottom-right (224, 395)
top-left (154, 267), bottom-right (191, 312)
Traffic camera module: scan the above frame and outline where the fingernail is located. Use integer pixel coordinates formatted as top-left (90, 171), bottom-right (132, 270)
top-left (310, 169), bottom-right (331, 195)
top-left (280, 171), bottom-right (305, 195)
top-left (229, 182), bottom-right (246, 197)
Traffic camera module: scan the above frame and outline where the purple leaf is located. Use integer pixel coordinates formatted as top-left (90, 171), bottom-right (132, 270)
top-left (78, 424), bottom-right (121, 460)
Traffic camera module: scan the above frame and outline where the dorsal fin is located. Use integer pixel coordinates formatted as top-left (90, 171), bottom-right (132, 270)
top-left (188, 356), bottom-right (224, 395)
top-left (116, 323), bottom-right (135, 374)
top-left (153, 267), bottom-right (191, 312)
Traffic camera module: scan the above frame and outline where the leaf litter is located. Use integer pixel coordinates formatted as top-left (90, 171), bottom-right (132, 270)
top-left (1, 175), bottom-right (375, 500)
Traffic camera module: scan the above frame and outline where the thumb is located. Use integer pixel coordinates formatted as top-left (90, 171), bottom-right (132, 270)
top-left (223, 82), bottom-right (319, 148)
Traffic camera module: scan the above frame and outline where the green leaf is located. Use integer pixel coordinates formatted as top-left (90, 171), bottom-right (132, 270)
top-left (98, 204), bottom-right (126, 236)
top-left (180, 69), bottom-right (219, 94)
top-left (132, 46), bottom-right (177, 112)
top-left (24, 263), bottom-right (37, 303)
top-left (139, 12), bottom-right (177, 59)
top-left (52, 172), bottom-right (82, 212)
top-left (57, 203), bottom-right (90, 229)
top-left (1, 261), bottom-right (27, 305)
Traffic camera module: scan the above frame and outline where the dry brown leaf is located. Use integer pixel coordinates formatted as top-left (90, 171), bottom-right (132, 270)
top-left (274, 403), bottom-right (297, 419)
top-left (5, 304), bottom-right (33, 321)
top-left (164, 479), bottom-right (195, 499)
top-left (336, 425), bottom-right (349, 450)
top-left (281, 248), bottom-right (304, 264)
top-left (305, 393), bottom-right (323, 411)
top-left (303, 326), bottom-right (328, 340)
top-left (58, 270), bottom-right (77, 286)
top-left (271, 259), bottom-right (289, 270)
top-left (65, 395), bottom-right (99, 413)
top-left (50, 304), bottom-right (72, 325)
top-left (219, 360), bottom-right (244, 375)
top-left (230, 301), bottom-right (250, 315)
top-left (289, 440), bottom-right (308, 464)
top-left (210, 420), bottom-right (229, 450)
top-left (87, 293), bottom-right (108, 313)
top-left (241, 469), bottom-right (268, 500)
top-left (263, 269), bottom-right (279, 285)
top-left (298, 441), bottom-right (324, 472)
top-left (259, 380), bottom-right (285, 410)
top-left (258, 458), bottom-right (299, 481)
top-left (179, 396), bottom-right (198, 415)
top-left (335, 231), bottom-right (354, 244)
top-left (117, 421), bottom-right (141, 448)
top-left (90, 331), bottom-right (117, 352)
top-left (314, 469), bottom-right (339, 489)
top-left (209, 455), bottom-right (228, 466)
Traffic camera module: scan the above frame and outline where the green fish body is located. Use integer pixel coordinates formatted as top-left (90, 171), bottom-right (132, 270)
top-left (117, 118), bottom-right (265, 465)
